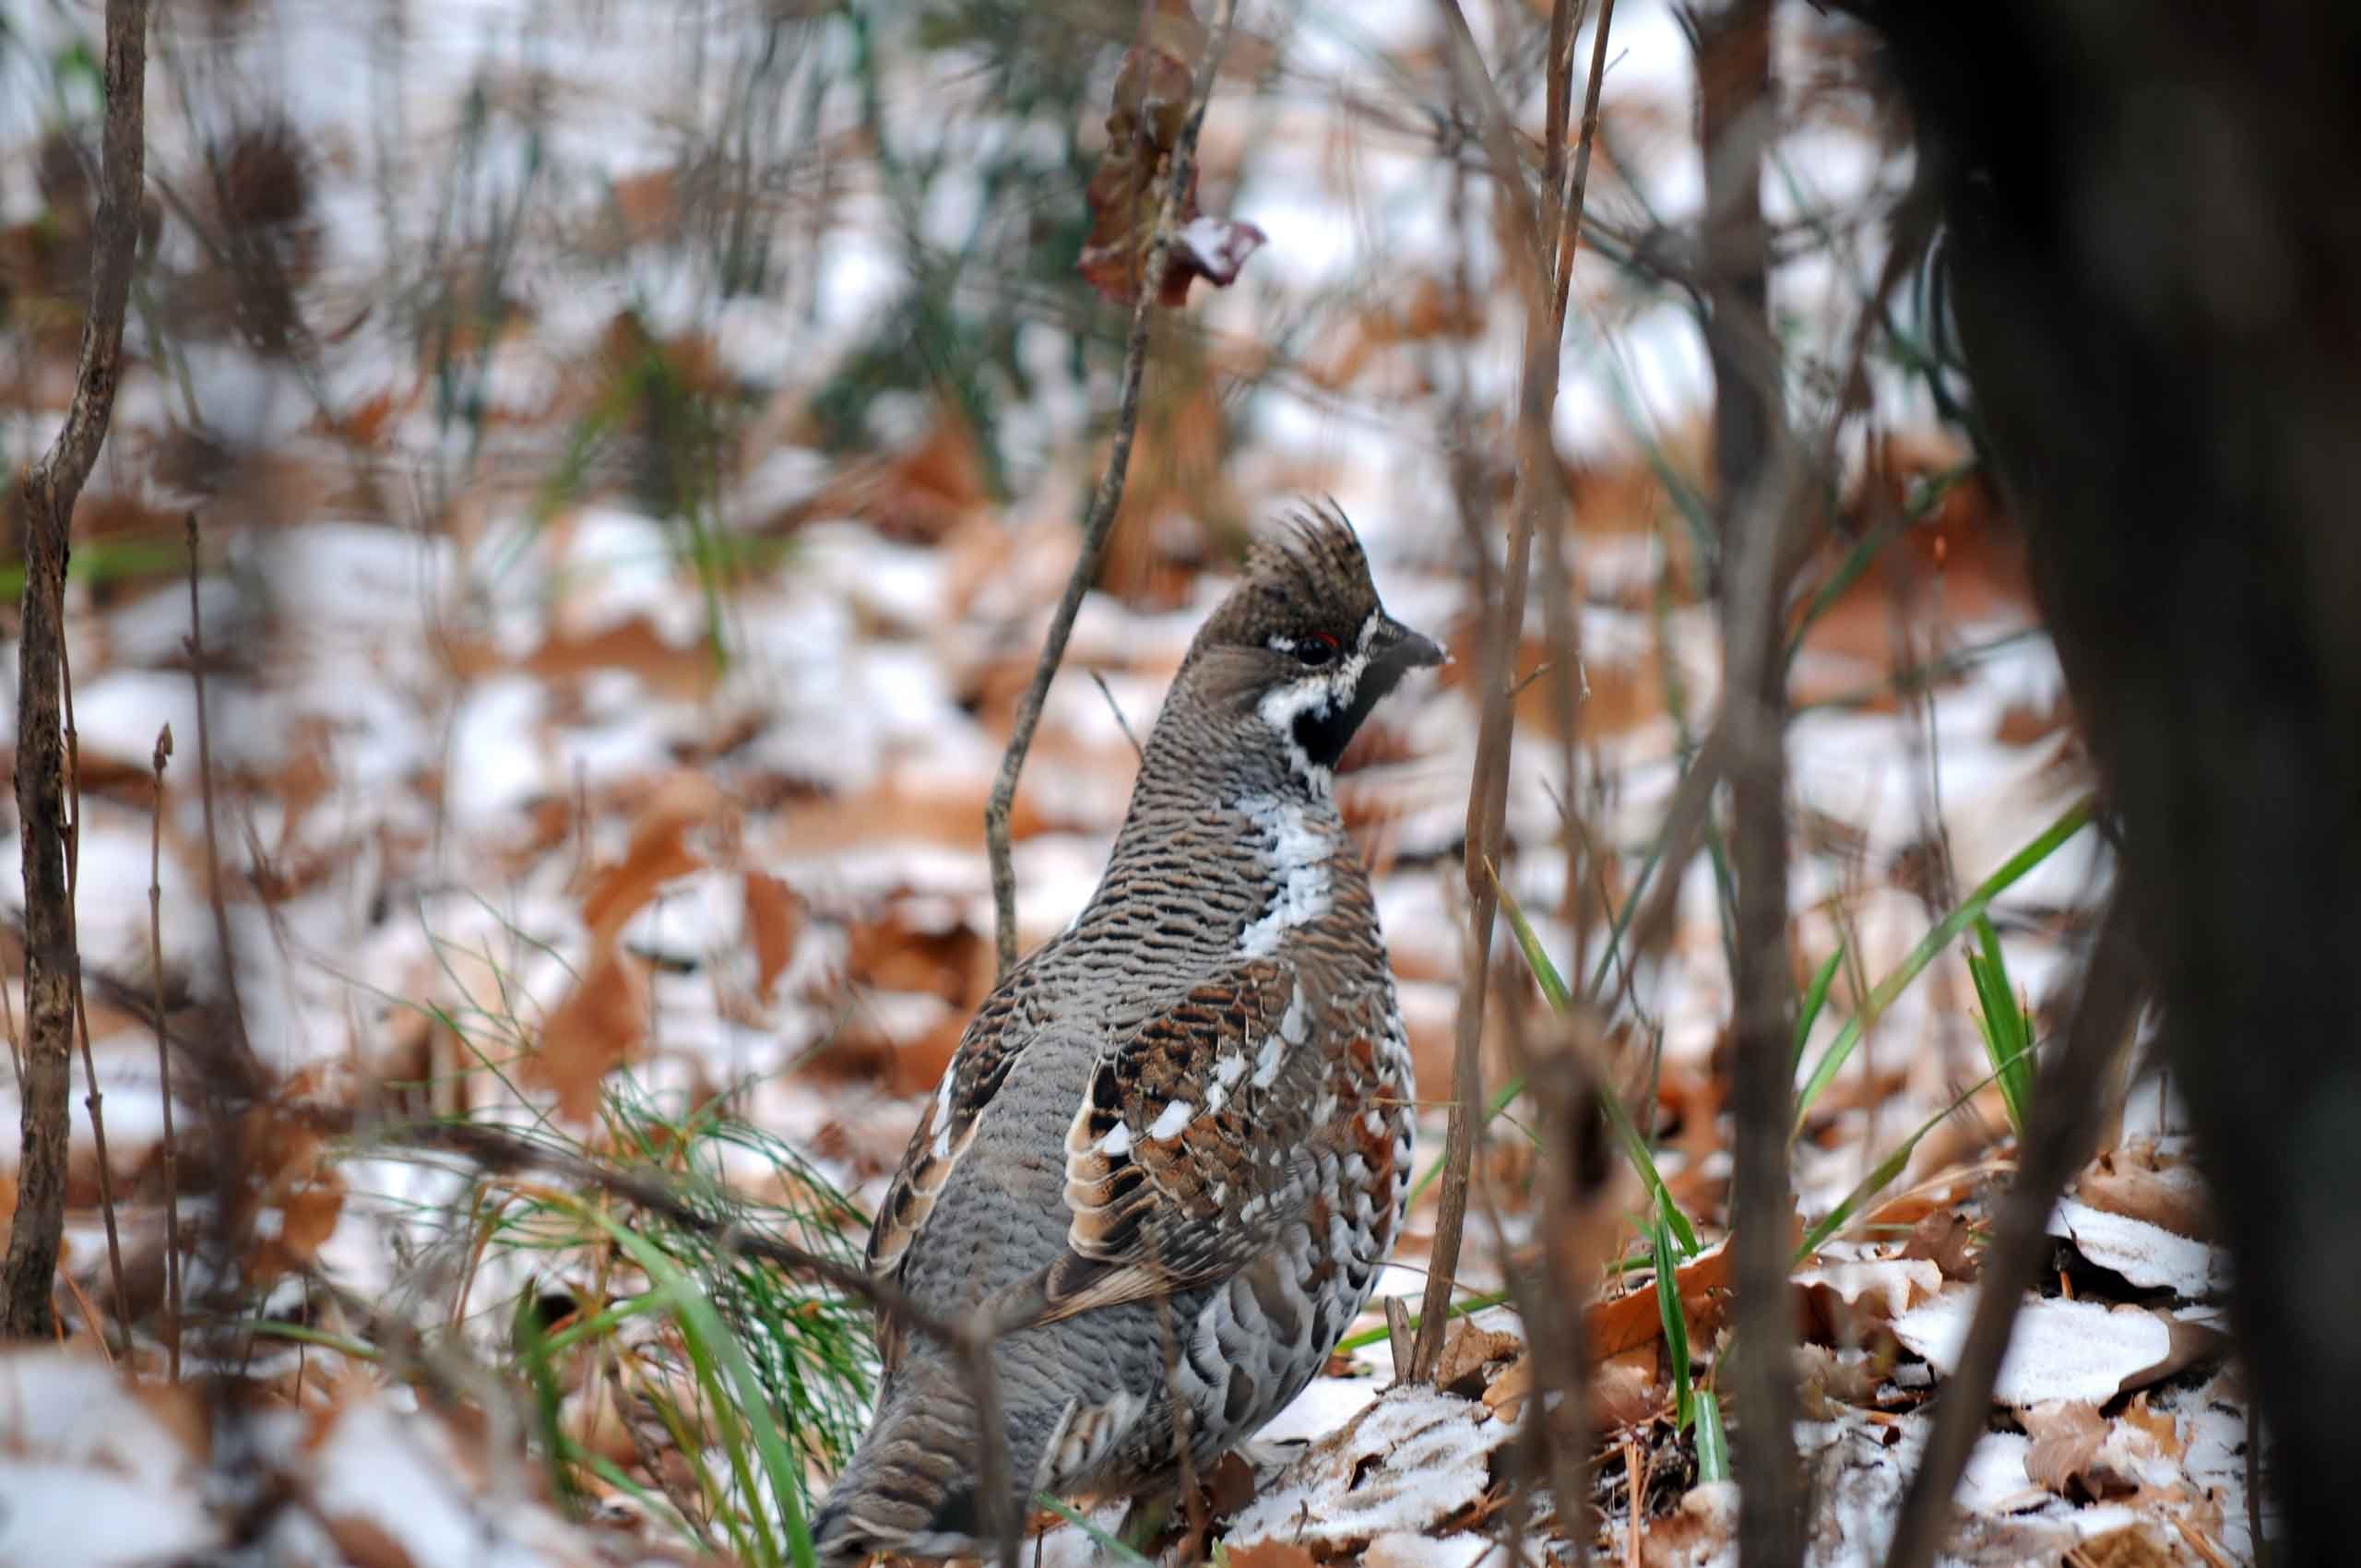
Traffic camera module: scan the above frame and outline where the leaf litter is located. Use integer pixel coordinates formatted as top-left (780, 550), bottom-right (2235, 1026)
top-left (0, 0), bottom-right (2269, 1562)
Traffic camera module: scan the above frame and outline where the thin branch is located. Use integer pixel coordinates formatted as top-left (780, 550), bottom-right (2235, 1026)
top-left (985, 0), bottom-right (1241, 980)
top-left (1551, 0), bottom-right (1619, 336)
top-left (149, 725), bottom-right (181, 1383)
top-left (60, 636), bottom-right (130, 1341)
top-left (5, 0), bottom-right (148, 1342)
top-left (185, 515), bottom-right (253, 1056)
top-left (1089, 670), bottom-right (1145, 762)
top-left (1879, 893), bottom-right (2142, 1568)
top-left (1412, 0), bottom-right (1593, 1382)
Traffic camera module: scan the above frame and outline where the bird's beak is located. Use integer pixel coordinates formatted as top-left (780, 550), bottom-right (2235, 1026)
top-left (1374, 613), bottom-right (1447, 672)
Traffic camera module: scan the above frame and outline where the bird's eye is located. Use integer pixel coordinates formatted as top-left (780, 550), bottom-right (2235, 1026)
top-left (1296, 632), bottom-right (1340, 668)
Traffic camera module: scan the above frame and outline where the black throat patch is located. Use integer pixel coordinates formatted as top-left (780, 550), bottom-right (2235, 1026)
top-left (1290, 659), bottom-right (1410, 769)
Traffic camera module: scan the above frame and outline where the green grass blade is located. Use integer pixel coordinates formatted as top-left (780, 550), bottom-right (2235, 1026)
top-left (595, 1210), bottom-right (819, 1568)
top-left (1792, 1033), bottom-right (2043, 1263)
top-left (1037, 1496), bottom-right (1153, 1567)
top-left (512, 1288), bottom-right (582, 1509)
top-left (1966, 915), bottom-right (2034, 1134)
top-left (1693, 1389), bottom-right (1731, 1483)
top-left (1496, 876), bottom-right (1701, 1255)
top-left (1790, 943), bottom-right (1845, 1071)
top-left (1496, 873), bottom-right (1574, 1012)
top-left (1652, 1209), bottom-right (1692, 1428)
top-left (1794, 795), bottom-right (2094, 1134)
top-left (1335, 1289), bottom-right (1511, 1354)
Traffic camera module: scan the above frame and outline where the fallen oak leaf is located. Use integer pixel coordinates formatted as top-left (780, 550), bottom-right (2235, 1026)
top-left (742, 870), bottom-right (801, 1003)
top-left (2021, 1399), bottom-right (2122, 1502)
top-left (1077, 42), bottom-right (1263, 306)
top-left (530, 943), bottom-right (649, 1124)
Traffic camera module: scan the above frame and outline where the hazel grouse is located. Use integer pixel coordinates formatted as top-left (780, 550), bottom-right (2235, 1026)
top-left (811, 505), bottom-right (1443, 1563)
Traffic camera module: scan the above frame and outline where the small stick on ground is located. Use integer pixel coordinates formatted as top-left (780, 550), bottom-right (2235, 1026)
top-left (149, 726), bottom-right (182, 1383)
top-left (984, 0), bottom-right (1241, 980)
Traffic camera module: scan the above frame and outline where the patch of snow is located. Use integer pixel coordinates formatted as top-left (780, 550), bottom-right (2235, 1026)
top-left (1892, 1289), bottom-right (2177, 1407)
top-left (1228, 1385), bottom-right (1511, 1550)
top-left (2049, 1196), bottom-right (2230, 1300)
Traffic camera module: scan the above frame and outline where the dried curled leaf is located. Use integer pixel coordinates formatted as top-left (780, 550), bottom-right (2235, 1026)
top-left (1077, 43), bottom-right (1264, 306)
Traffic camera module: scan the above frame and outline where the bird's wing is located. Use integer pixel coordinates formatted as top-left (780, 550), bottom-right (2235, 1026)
top-left (992, 956), bottom-right (1374, 1330)
top-left (862, 984), bottom-right (1038, 1369)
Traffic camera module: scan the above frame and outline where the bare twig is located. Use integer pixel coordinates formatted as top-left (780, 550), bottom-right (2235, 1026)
top-left (4, 0), bottom-right (148, 1341)
top-left (1411, 0), bottom-right (1599, 1384)
top-left (149, 726), bottom-right (181, 1383)
top-left (60, 636), bottom-right (131, 1343)
top-left (1879, 893), bottom-right (2142, 1568)
top-left (985, 0), bottom-right (1241, 980)
top-left (1089, 671), bottom-right (1145, 763)
top-left (184, 515), bottom-right (252, 1055)
top-left (1552, 0), bottom-right (1619, 336)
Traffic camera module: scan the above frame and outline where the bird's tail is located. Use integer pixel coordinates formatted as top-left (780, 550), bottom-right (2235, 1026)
top-left (810, 1360), bottom-right (1008, 1568)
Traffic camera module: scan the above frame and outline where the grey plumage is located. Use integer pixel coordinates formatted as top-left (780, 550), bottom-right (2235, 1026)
top-left (810, 505), bottom-right (1442, 1564)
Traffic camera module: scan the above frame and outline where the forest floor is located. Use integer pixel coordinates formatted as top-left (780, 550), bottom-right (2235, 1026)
top-left (0, 0), bottom-right (2254, 1564)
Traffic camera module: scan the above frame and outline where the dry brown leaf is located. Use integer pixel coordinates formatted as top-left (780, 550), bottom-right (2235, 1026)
top-left (525, 617), bottom-right (721, 702)
top-left (1225, 1541), bottom-right (1320, 1568)
top-left (1797, 1256), bottom-right (1943, 1348)
top-left (1077, 38), bottom-right (1264, 306)
top-left (1432, 1321), bottom-right (1523, 1396)
top-left (2064, 1526), bottom-right (2179, 1568)
top-left (2118, 1391), bottom-right (2187, 1459)
top-left (743, 871), bottom-right (801, 1003)
top-left (2076, 1140), bottom-right (2215, 1241)
top-left (321, 1515), bottom-right (419, 1568)
top-left (1898, 1207), bottom-right (1978, 1280)
top-left (1641, 1480), bottom-right (1739, 1568)
top-left (2022, 1399), bottom-right (2125, 1501)
top-left (1588, 1240), bottom-right (1736, 1361)
top-left (845, 906), bottom-right (991, 1006)
top-left (532, 944), bottom-right (649, 1123)
top-left (1588, 1355), bottom-right (1660, 1431)
top-left (579, 773), bottom-right (723, 944)
top-left (1794, 1342), bottom-right (1888, 1419)
top-left (1481, 1355), bottom-right (1532, 1424)
top-left (2116, 1313), bottom-right (2229, 1396)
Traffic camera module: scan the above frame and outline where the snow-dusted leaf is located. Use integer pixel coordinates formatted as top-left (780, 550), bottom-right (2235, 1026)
top-left (1892, 1289), bottom-right (2226, 1406)
top-left (1227, 1385), bottom-right (1511, 1551)
top-left (1797, 1254), bottom-right (1944, 1345)
top-left (2049, 1196), bottom-right (2231, 1300)
top-left (0, 1352), bottom-right (218, 1567)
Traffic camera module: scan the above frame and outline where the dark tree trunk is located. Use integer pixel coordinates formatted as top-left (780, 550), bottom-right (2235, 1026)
top-left (1861, 5), bottom-right (2361, 1562)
